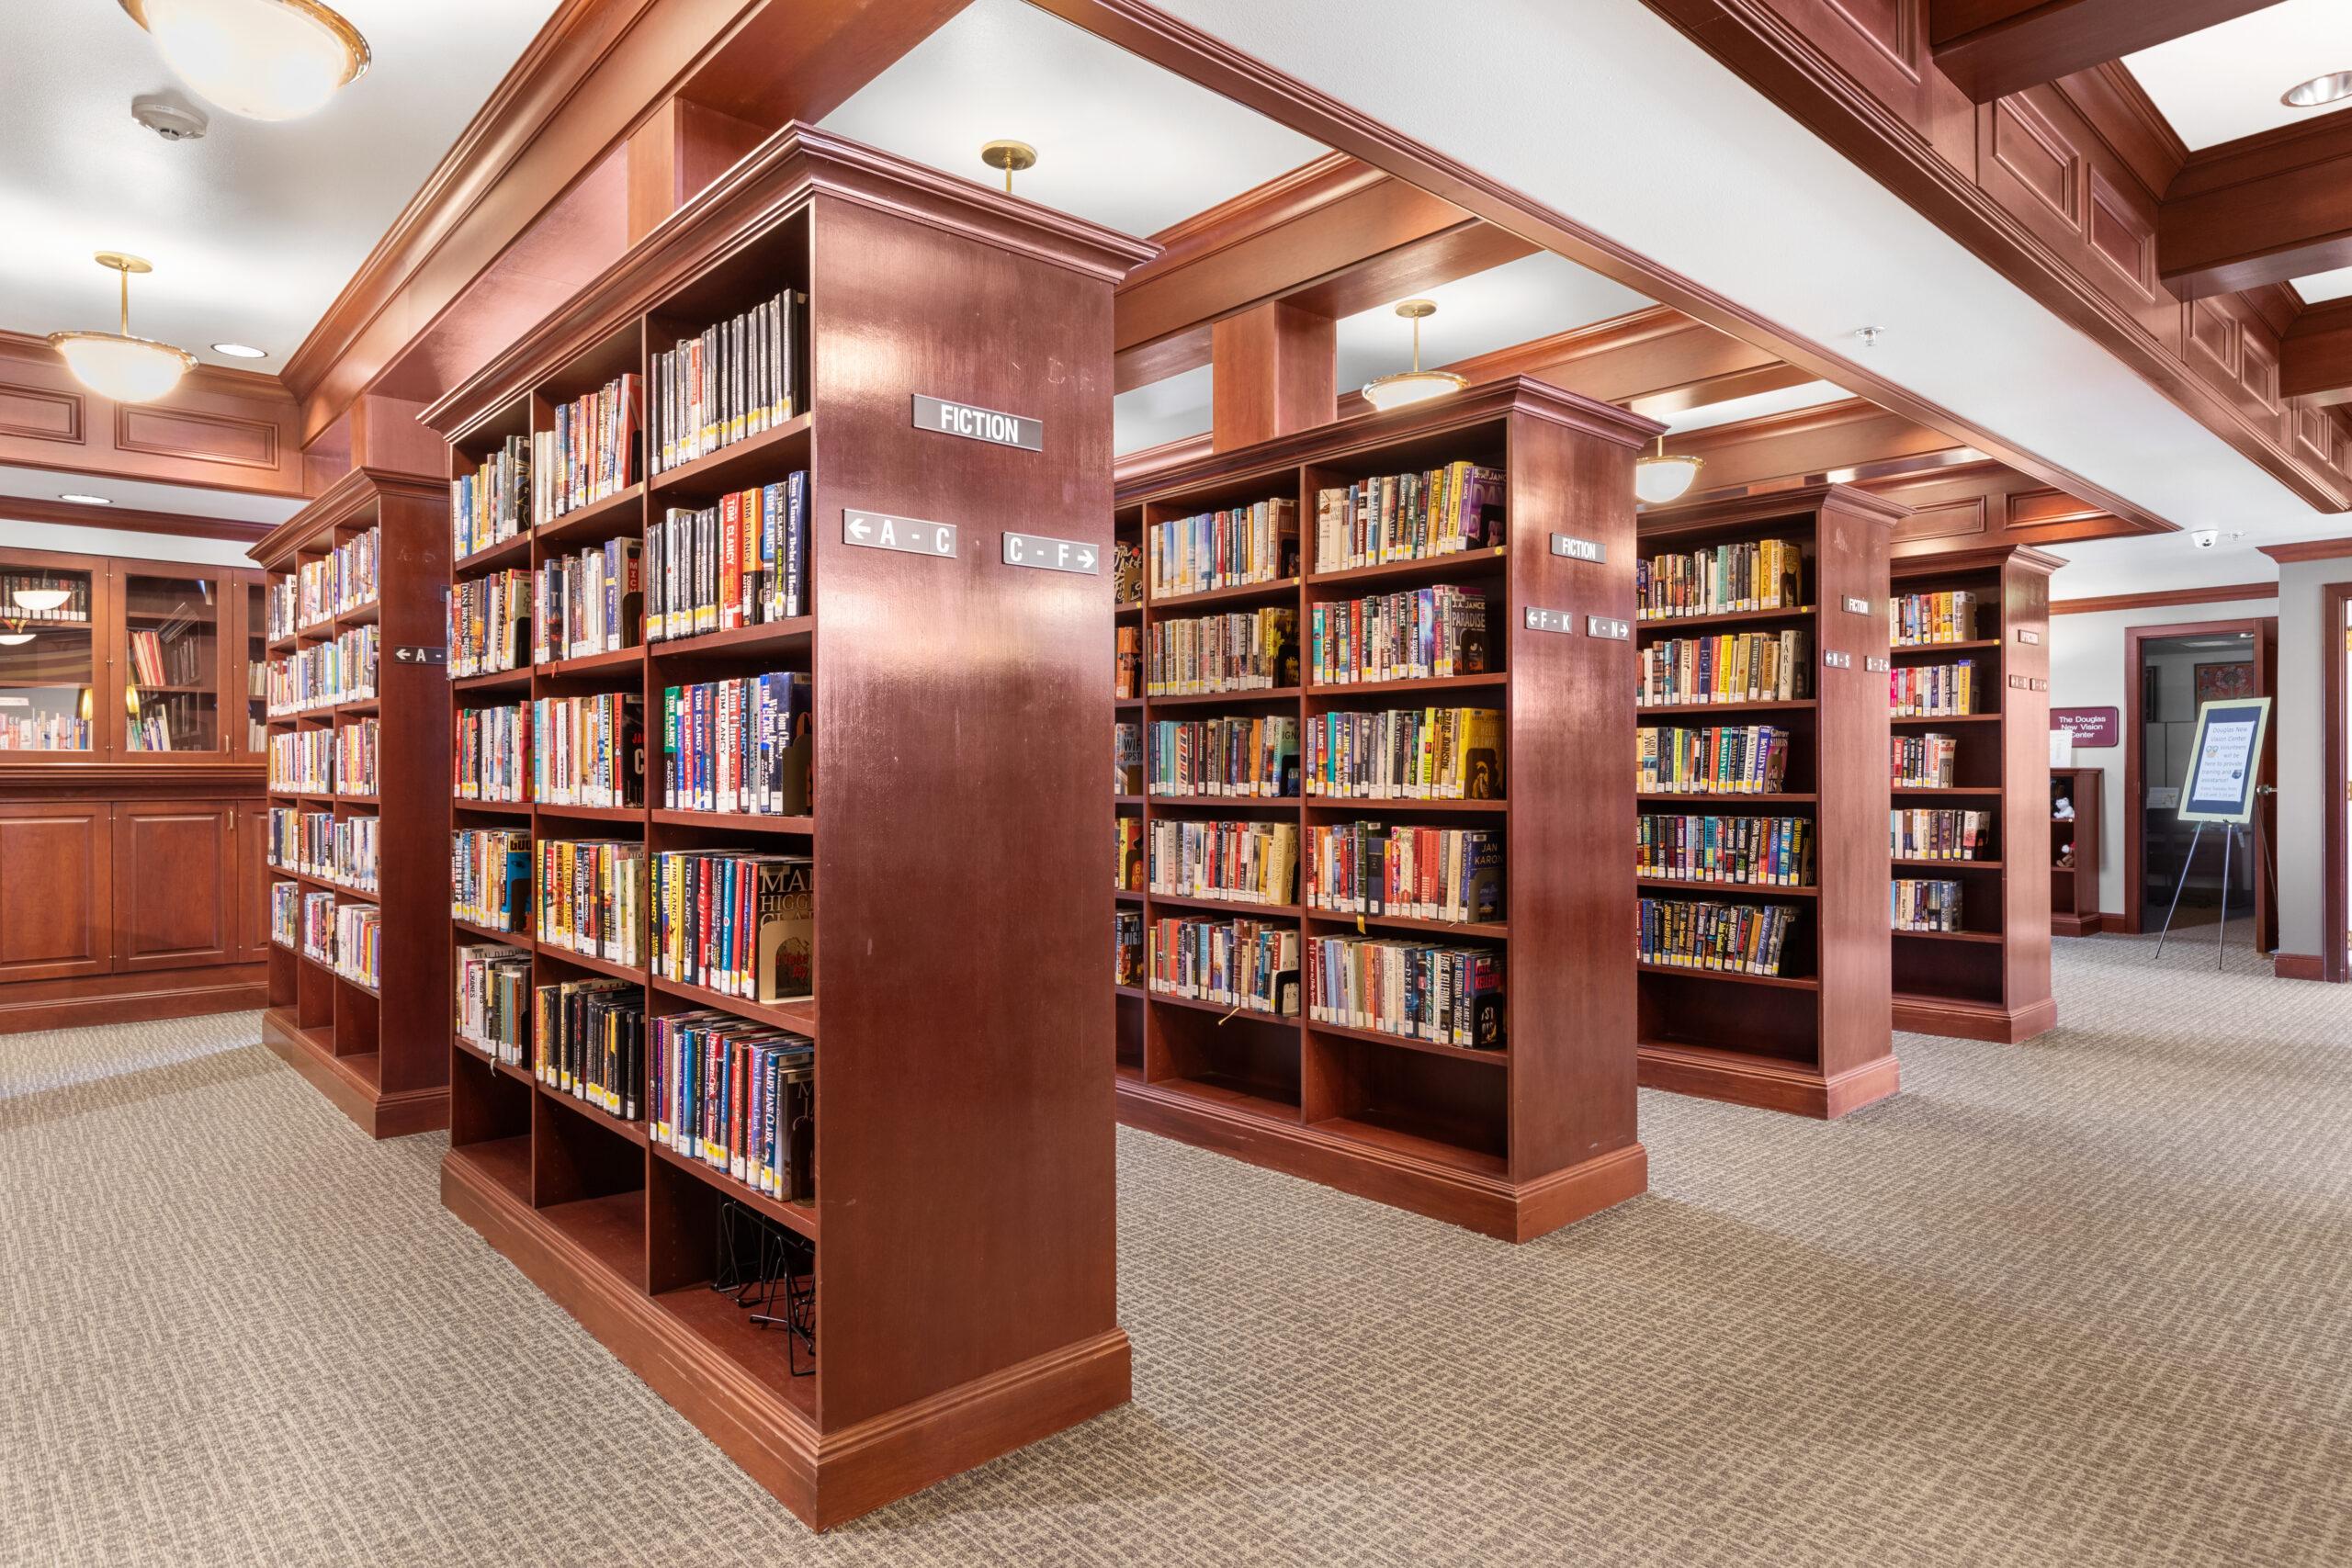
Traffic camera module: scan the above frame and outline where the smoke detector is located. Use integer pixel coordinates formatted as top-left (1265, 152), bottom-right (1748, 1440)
top-left (132, 94), bottom-right (209, 142)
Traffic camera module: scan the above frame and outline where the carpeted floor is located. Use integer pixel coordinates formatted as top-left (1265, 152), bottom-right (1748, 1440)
top-left (6, 925), bottom-right (2351, 1566)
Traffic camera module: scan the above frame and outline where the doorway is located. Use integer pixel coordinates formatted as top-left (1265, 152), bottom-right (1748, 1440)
top-left (2122, 618), bottom-right (2278, 945)
top-left (2325, 584), bottom-right (2351, 983)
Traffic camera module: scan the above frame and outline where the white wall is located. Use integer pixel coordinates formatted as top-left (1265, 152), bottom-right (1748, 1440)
top-left (2274, 560), bottom-right (2352, 960)
top-left (0, 518), bottom-right (262, 570)
top-left (2047, 594), bottom-right (2278, 919)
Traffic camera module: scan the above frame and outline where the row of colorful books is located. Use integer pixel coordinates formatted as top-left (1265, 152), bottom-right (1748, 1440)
top-left (1890, 807), bottom-right (1991, 861)
top-left (1312, 463), bottom-right (1506, 572)
top-left (1635, 814), bottom-right (1812, 887)
top-left (1308, 585), bottom-right (1488, 687)
top-left (1144, 818), bottom-right (1296, 907)
top-left (1303, 706), bottom-right (1503, 801)
top-left (1889, 660), bottom-right (1977, 717)
top-left (1147, 499), bottom-right (1298, 599)
top-left (1636, 538), bottom-right (1804, 621)
top-left (283, 525), bottom-right (378, 632)
top-left (1147, 915), bottom-right (1298, 1016)
top-left (1145, 606), bottom-right (1294, 696)
top-left (266, 625), bottom-right (377, 713)
top-left (1892, 879), bottom-right (1966, 932)
top-left (268, 807), bottom-right (377, 893)
top-left (1304, 934), bottom-right (1504, 1049)
top-left (1146, 716), bottom-right (1299, 799)
top-left (1637, 897), bottom-right (1799, 977)
top-left (646, 476), bottom-right (808, 638)
top-left (1893, 733), bottom-right (1960, 788)
top-left (1303, 823), bottom-right (1501, 925)
top-left (1636, 724), bottom-right (1793, 795)
top-left (1890, 590), bottom-right (1979, 647)
top-left (534, 374), bottom-right (639, 525)
top-left (1637, 629), bottom-right (1810, 707)
top-left (649, 290), bottom-right (799, 474)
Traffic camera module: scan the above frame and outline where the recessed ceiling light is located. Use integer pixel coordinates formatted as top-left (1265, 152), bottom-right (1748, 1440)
top-left (210, 342), bottom-right (266, 359)
top-left (59, 493), bottom-right (115, 506)
top-left (2282, 71), bottom-right (2352, 109)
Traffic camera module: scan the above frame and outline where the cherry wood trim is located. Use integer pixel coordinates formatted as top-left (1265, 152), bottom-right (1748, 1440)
top-left (1928, 0), bottom-right (2281, 104)
top-left (0, 495), bottom-right (276, 544)
top-left (2324, 581), bottom-right (2351, 984)
top-left (2282, 299), bottom-right (2352, 406)
top-left (2257, 536), bottom-right (2352, 565)
top-left (2276, 952), bottom-right (2325, 981)
top-left (2161, 109), bottom-right (2352, 300)
top-left (2052, 581), bottom-right (2278, 615)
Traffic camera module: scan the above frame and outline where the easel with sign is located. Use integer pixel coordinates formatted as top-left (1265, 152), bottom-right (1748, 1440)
top-left (2154, 696), bottom-right (2275, 967)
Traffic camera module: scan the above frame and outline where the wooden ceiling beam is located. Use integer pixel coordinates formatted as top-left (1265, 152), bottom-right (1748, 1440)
top-left (1929, 0), bottom-right (2286, 103)
top-left (0, 494), bottom-right (273, 544)
top-left (2282, 299), bottom-right (2352, 406)
top-left (2161, 111), bottom-right (2352, 299)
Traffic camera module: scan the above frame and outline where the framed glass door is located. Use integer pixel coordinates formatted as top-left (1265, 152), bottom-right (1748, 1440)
top-left (0, 557), bottom-right (101, 754)
top-left (119, 566), bottom-right (229, 755)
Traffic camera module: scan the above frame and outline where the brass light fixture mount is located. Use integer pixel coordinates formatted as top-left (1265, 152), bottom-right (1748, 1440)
top-left (1361, 299), bottom-right (1469, 413)
top-left (980, 139), bottom-right (1037, 194)
top-left (1634, 433), bottom-right (1704, 505)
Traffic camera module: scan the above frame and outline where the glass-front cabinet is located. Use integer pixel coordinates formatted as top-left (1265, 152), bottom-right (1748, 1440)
top-left (0, 558), bottom-right (100, 753)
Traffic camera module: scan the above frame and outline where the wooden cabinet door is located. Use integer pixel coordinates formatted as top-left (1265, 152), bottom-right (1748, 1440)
top-left (235, 800), bottom-right (271, 962)
top-left (0, 801), bottom-right (113, 981)
top-left (112, 799), bottom-right (237, 973)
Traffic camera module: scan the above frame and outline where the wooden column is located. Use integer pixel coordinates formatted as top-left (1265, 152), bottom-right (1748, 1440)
top-left (626, 97), bottom-right (767, 244)
top-left (1210, 299), bottom-right (1335, 451)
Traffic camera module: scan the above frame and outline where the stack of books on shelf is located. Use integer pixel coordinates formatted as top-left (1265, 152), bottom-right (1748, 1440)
top-left (1148, 499), bottom-right (1297, 596)
top-left (267, 626), bottom-right (379, 713)
top-left (1305, 935), bottom-right (1504, 1048)
top-left (334, 903), bottom-right (382, 988)
top-left (1893, 734), bottom-right (1959, 787)
top-left (449, 569), bottom-right (532, 676)
top-left (1113, 541), bottom-right (1142, 607)
top-left (1890, 807), bottom-right (1991, 860)
top-left (1308, 586), bottom-right (1488, 685)
top-left (1637, 814), bottom-right (1812, 886)
top-left (266, 575), bottom-right (299, 639)
top-left (536, 978), bottom-right (645, 1119)
top-left (455, 705), bottom-right (531, 802)
top-left (300, 890), bottom-right (336, 963)
top-left (1115, 817), bottom-right (1143, 891)
top-left (1145, 818), bottom-right (1297, 906)
top-left (1638, 629), bottom-right (1810, 706)
top-left (1305, 707), bottom-right (1503, 800)
top-left (1635, 539), bottom-right (1804, 620)
top-left (1304, 823), bottom-right (1501, 923)
top-left (649, 1012), bottom-right (815, 1201)
top-left (646, 475), bottom-right (809, 636)
top-left (1114, 909), bottom-right (1143, 987)
top-left (1889, 590), bottom-right (1979, 645)
top-left (649, 289), bottom-right (800, 474)
top-left (0, 713), bottom-right (92, 751)
top-left (1115, 625), bottom-right (1140, 699)
top-left (1146, 915), bottom-right (1297, 1014)
top-left (299, 527), bottom-right (379, 624)
top-left (1312, 462), bottom-right (1505, 568)
top-left (536, 538), bottom-right (640, 661)
top-left (334, 720), bottom-right (379, 795)
top-left (1147, 606), bottom-right (1294, 694)
top-left (660, 674), bottom-right (809, 815)
top-left (1637, 725), bottom-right (1793, 795)
top-left (1114, 722), bottom-right (1142, 795)
top-left (269, 729), bottom-right (335, 793)
top-left (537, 840), bottom-right (644, 964)
top-left (1889, 661), bottom-right (1977, 716)
top-left (1636, 898), bottom-right (1799, 976)
top-left (650, 850), bottom-right (813, 1003)
top-left (1147, 716), bottom-right (1298, 798)
top-left (453, 435), bottom-right (530, 558)
top-left (457, 943), bottom-right (533, 1065)
top-left (533, 374), bottom-right (640, 524)
top-left (533, 693), bottom-right (643, 807)
top-left (270, 882), bottom-right (300, 948)
top-left (1892, 879), bottom-right (1964, 932)
top-left (453, 828), bottom-right (532, 931)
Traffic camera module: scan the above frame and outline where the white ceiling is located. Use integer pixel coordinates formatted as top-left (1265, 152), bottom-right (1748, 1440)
top-left (2296, 265), bottom-right (2352, 304)
top-left (1114, 365), bottom-right (1214, 455)
top-left (0, 0), bottom-right (559, 372)
top-left (2124, 0), bottom-right (2352, 151)
top-left (822, 0), bottom-right (1326, 239)
top-left (1661, 378), bottom-right (1849, 434)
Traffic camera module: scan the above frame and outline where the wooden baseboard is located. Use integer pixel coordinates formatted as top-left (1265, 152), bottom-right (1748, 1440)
top-left (1893, 993), bottom-right (2058, 1044)
top-left (1115, 1078), bottom-right (1646, 1243)
top-left (2052, 910), bottom-right (2105, 938)
top-left (2273, 953), bottom-right (2326, 981)
top-left (0, 967), bottom-right (264, 1034)
top-left (442, 1149), bottom-right (1131, 1530)
top-left (262, 1008), bottom-right (448, 1138)
top-left (1637, 1043), bottom-right (1900, 1119)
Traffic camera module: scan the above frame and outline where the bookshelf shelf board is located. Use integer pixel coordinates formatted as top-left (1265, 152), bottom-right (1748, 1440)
top-left (267, 635), bottom-right (297, 652)
top-left (453, 531), bottom-right (533, 575)
top-left (536, 482), bottom-right (647, 548)
top-left (1636, 961), bottom-right (1819, 991)
top-left (1636, 604), bottom-right (1815, 630)
top-left (337, 600), bottom-right (381, 627)
top-left (452, 915), bottom-right (529, 945)
top-left (534, 942), bottom-right (648, 987)
top-left (1891, 785), bottom-right (2003, 796)
top-left (536, 801), bottom-right (647, 825)
top-left (495, 1057), bottom-right (535, 1088)
top-left (1155, 1073), bottom-right (1301, 1124)
top-left (1146, 795), bottom-right (1299, 814)
top-left (1634, 791), bottom-right (1817, 804)
top-left (1113, 983), bottom-right (1146, 1000)
top-left (649, 808), bottom-right (813, 836)
top-left (451, 667), bottom-right (532, 695)
top-left (539, 1190), bottom-right (647, 1286)
top-left (1307, 671), bottom-right (1509, 698)
top-left (539, 645), bottom-right (647, 679)
top-left (1634, 876), bottom-right (1818, 898)
top-left (1890, 712), bottom-right (1999, 725)
top-left (650, 1282), bottom-right (820, 1421)
top-left (1114, 888), bottom-right (1141, 904)
top-left (448, 1134), bottom-right (534, 1205)
top-left (1891, 637), bottom-right (2000, 653)
top-left (1304, 908), bottom-right (1510, 941)
top-left (1306, 1111), bottom-right (1506, 1179)
top-left (1301, 795), bottom-right (1509, 815)
top-left (1308, 1021), bottom-right (1510, 1069)
top-left (1144, 685), bottom-right (1301, 710)
top-left (335, 793), bottom-right (380, 807)
top-left (649, 615), bottom-right (815, 660)
top-left (1891, 857), bottom-right (2004, 870)
top-left (1114, 697), bottom-right (1142, 711)
top-left (1145, 890), bottom-right (1301, 919)
top-left (338, 973), bottom-right (382, 999)
top-left (1306, 547), bottom-right (1508, 591)
top-left (1145, 576), bottom-right (1299, 613)
top-left (1892, 928), bottom-right (2005, 944)
top-left (649, 412), bottom-right (814, 500)
top-left (453, 1032), bottom-right (502, 1071)
top-left (0, 676), bottom-right (93, 692)
top-left (650, 1139), bottom-right (820, 1241)
top-left (299, 949), bottom-right (335, 977)
top-left (453, 797), bottom-right (533, 817)
top-left (1113, 794), bottom-right (1143, 807)
top-left (539, 1080), bottom-right (650, 1145)
top-left (649, 975), bottom-right (816, 1038)
top-left (1146, 988), bottom-right (1300, 1029)
top-left (1635, 698), bottom-right (1815, 716)
top-left (1114, 603), bottom-right (1141, 620)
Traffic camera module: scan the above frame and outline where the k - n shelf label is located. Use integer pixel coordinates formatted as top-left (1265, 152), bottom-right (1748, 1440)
top-left (843, 510), bottom-right (958, 557)
top-left (913, 394), bottom-right (1043, 451)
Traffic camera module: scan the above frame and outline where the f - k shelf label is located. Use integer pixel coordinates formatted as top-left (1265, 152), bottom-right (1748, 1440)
top-left (913, 394), bottom-right (1043, 451)
top-left (843, 510), bottom-right (958, 557)
top-left (1001, 532), bottom-right (1099, 574)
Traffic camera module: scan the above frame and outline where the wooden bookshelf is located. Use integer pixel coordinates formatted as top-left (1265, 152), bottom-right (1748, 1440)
top-left (1886, 545), bottom-right (2061, 1043)
top-left (1633, 484), bottom-right (1904, 1119)
top-left (423, 125), bottom-right (1151, 1531)
top-left (2051, 765), bottom-right (2103, 938)
top-left (1114, 377), bottom-right (1658, 1242)
top-left (253, 467), bottom-right (450, 1137)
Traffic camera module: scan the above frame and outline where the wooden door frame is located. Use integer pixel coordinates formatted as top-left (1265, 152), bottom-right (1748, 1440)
top-left (2324, 583), bottom-right (2352, 983)
top-left (2120, 616), bottom-right (2278, 937)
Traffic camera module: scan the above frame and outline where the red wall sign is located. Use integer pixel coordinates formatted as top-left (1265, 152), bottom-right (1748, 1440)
top-left (2052, 706), bottom-right (2120, 748)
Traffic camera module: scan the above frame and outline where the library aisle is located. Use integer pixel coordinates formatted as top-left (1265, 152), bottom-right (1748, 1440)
top-left (6, 931), bottom-right (2350, 1568)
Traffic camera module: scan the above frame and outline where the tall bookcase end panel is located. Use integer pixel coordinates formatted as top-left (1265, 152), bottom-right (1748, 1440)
top-left (1114, 377), bottom-right (1660, 1242)
top-left (1887, 543), bottom-right (2062, 1043)
top-left (424, 122), bottom-right (1154, 1531)
top-left (2050, 766), bottom-right (2102, 938)
top-left (253, 465), bottom-right (452, 1137)
top-left (1633, 483), bottom-right (1905, 1120)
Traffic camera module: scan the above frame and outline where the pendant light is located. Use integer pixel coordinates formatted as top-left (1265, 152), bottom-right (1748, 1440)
top-left (979, 140), bottom-right (1037, 194)
top-left (0, 620), bottom-right (34, 648)
top-left (48, 254), bottom-right (197, 405)
top-left (1362, 299), bottom-right (1468, 413)
top-left (1634, 434), bottom-right (1702, 504)
top-left (118, 0), bottom-right (370, 122)
top-left (12, 588), bottom-right (73, 615)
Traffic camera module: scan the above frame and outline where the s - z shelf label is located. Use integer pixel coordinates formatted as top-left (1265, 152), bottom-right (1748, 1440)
top-left (912, 394), bottom-right (1043, 452)
top-left (1001, 532), bottom-right (1100, 574)
top-left (843, 510), bottom-right (958, 558)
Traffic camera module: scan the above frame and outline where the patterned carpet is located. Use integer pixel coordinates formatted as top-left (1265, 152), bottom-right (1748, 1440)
top-left (6, 926), bottom-right (2351, 1567)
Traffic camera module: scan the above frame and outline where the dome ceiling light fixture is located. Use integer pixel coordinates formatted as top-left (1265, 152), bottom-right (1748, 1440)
top-left (47, 253), bottom-right (198, 405)
top-left (2283, 71), bottom-right (2352, 109)
top-left (118, 0), bottom-right (371, 122)
top-left (12, 587), bottom-right (73, 615)
top-left (1362, 299), bottom-right (1468, 413)
top-left (1634, 434), bottom-right (1703, 505)
top-left (0, 623), bottom-right (34, 648)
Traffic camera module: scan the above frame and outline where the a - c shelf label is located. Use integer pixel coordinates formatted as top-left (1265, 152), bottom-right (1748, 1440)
top-left (843, 510), bottom-right (958, 558)
top-left (1001, 532), bottom-right (1100, 574)
top-left (912, 394), bottom-right (1042, 452)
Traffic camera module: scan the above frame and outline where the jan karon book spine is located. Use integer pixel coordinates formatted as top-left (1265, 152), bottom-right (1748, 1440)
top-left (1890, 807), bottom-right (1992, 860)
top-left (1313, 461), bottom-right (1506, 570)
top-left (533, 693), bottom-right (644, 808)
top-left (650, 851), bottom-right (812, 1004)
top-left (449, 569), bottom-right (532, 676)
top-left (534, 977), bottom-right (644, 1119)
top-left (661, 672), bottom-right (809, 817)
top-left (1147, 607), bottom-right (1295, 695)
top-left (1114, 818), bottom-right (1143, 892)
top-left (295, 526), bottom-right (379, 626)
top-left (1147, 498), bottom-right (1298, 597)
top-left (537, 839), bottom-right (645, 966)
top-left (1636, 897), bottom-right (1799, 976)
top-left (1305, 706), bottom-right (1504, 801)
top-left (1890, 591), bottom-right (1979, 646)
top-left (646, 474), bottom-right (808, 637)
top-left (1308, 585), bottom-right (1488, 685)
top-left (334, 720), bottom-right (379, 796)
top-left (454, 704), bottom-right (531, 802)
top-left (1305, 822), bottom-right (1502, 922)
top-left (1147, 716), bottom-right (1299, 798)
top-left (1636, 814), bottom-right (1812, 887)
top-left (1635, 725), bottom-right (1792, 795)
top-left (456, 942), bottom-right (533, 1064)
top-left (1889, 660), bottom-right (1976, 716)
top-left (1635, 538), bottom-right (1804, 620)
top-left (1637, 629), bottom-right (1811, 706)
top-left (300, 890), bottom-right (336, 964)
top-left (270, 880), bottom-right (300, 947)
top-left (267, 625), bottom-right (379, 712)
top-left (451, 434), bottom-right (530, 558)
top-left (334, 902), bottom-right (381, 988)
top-left (1146, 818), bottom-right (1297, 906)
top-left (269, 728), bottom-right (335, 793)
top-left (536, 537), bottom-right (642, 662)
top-left (649, 289), bottom-right (800, 476)
top-left (1114, 722), bottom-right (1142, 795)
top-left (1114, 908), bottom-right (1142, 986)
top-left (1147, 915), bottom-right (1298, 1016)
top-left (532, 373), bottom-right (641, 525)
top-left (452, 828), bottom-right (532, 931)
top-left (1306, 934), bottom-right (1505, 1049)
top-left (648, 1011), bottom-right (815, 1202)
top-left (1892, 878), bottom-right (1965, 932)
top-left (1892, 734), bottom-right (1959, 788)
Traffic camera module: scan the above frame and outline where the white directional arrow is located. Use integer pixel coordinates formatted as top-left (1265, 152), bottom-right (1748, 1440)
top-left (1077, 547), bottom-right (1095, 570)
top-left (846, 517), bottom-right (871, 541)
